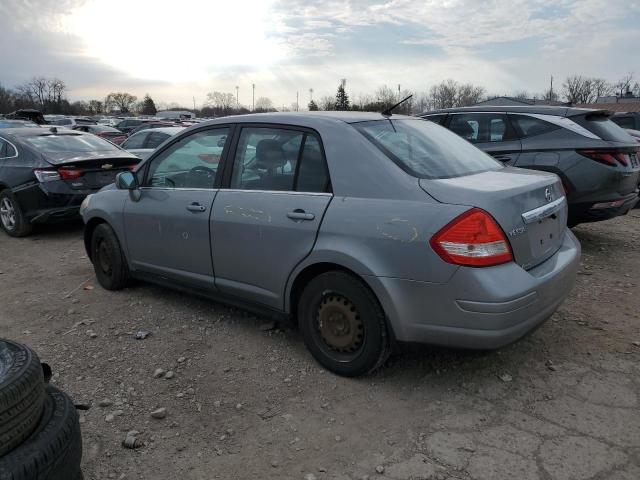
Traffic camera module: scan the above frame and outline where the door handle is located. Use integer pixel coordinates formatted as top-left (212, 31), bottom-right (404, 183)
top-left (186, 202), bottom-right (207, 212)
top-left (287, 209), bottom-right (315, 221)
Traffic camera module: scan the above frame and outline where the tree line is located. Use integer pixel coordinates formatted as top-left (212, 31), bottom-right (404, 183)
top-left (1, 73), bottom-right (639, 117)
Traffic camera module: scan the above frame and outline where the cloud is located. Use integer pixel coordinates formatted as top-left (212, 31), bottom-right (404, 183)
top-left (0, 0), bottom-right (638, 107)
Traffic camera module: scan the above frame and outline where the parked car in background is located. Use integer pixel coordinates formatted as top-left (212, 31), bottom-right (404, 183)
top-left (420, 107), bottom-right (640, 226)
top-left (0, 127), bottom-right (139, 236)
top-left (115, 118), bottom-right (151, 134)
top-left (71, 124), bottom-right (128, 145)
top-left (82, 112), bottom-right (580, 376)
top-left (127, 121), bottom-right (177, 136)
top-left (97, 118), bottom-right (121, 127)
top-left (51, 117), bottom-right (97, 128)
top-left (0, 119), bottom-right (40, 129)
top-left (4, 109), bottom-right (46, 125)
top-left (611, 112), bottom-right (640, 130)
top-left (121, 126), bottom-right (184, 160)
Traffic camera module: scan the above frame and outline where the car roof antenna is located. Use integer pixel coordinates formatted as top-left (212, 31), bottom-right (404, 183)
top-left (382, 95), bottom-right (413, 117)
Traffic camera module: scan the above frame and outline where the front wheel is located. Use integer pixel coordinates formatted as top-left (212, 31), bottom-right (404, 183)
top-left (298, 271), bottom-right (390, 377)
top-left (90, 223), bottom-right (129, 290)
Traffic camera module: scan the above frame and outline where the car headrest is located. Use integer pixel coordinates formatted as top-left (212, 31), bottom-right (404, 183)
top-left (256, 139), bottom-right (286, 169)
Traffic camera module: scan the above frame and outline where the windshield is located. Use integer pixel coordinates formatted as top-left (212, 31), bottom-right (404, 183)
top-left (355, 119), bottom-right (503, 179)
top-left (23, 134), bottom-right (121, 153)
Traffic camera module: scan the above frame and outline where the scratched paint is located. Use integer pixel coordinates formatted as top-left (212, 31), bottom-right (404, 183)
top-left (376, 218), bottom-right (419, 243)
top-left (224, 205), bottom-right (272, 223)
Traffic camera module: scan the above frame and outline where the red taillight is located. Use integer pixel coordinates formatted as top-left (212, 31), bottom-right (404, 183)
top-left (577, 149), bottom-right (628, 167)
top-left (58, 167), bottom-right (83, 180)
top-left (430, 208), bottom-right (513, 267)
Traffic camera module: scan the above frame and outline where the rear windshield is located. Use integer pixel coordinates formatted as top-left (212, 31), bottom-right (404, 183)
top-left (573, 113), bottom-right (635, 142)
top-left (23, 134), bottom-right (121, 153)
top-left (355, 119), bottom-right (503, 179)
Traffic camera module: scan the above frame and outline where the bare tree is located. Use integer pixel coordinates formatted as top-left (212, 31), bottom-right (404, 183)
top-left (456, 83), bottom-right (485, 106)
top-left (428, 80), bottom-right (459, 109)
top-left (88, 100), bottom-right (103, 114)
top-left (615, 73), bottom-right (634, 96)
top-left (318, 95), bottom-right (335, 111)
top-left (254, 97), bottom-right (274, 112)
top-left (206, 91), bottom-right (236, 114)
top-left (105, 92), bottom-right (137, 113)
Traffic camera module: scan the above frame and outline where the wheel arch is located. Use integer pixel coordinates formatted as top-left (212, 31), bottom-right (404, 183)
top-left (83, 216), bottom-right (108, 260)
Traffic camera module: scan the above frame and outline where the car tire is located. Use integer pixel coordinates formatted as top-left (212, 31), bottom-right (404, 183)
top-left (91, 223), bottom-right (130, 290)
top-left (0, 190), bottom-right (33, 237)
top-left (0, 385), bottom-right (82, 480)
top-left (0, 339), bottom-right (46, 457)
top-left (298, 271), bottom-right (390, 377)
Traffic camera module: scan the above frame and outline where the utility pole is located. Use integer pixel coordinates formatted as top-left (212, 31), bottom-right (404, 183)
top-left (296, 91), bottom-right (299, 111)
top-left (398, 84), bottom-right (401, 100)
top-left (252, 83), bottom-right (255, 111)
top-left (235, 86), bottom-right (239, 109)
top-left (550, 75), bottom-right (554, 101)
top-left (309, 88), bottom-right (313, 102)
top-left (192, 96), bottom-right (196, 111)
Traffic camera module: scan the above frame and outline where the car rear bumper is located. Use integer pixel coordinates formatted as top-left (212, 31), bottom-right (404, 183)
top-left (13, 183), bottom-right (89, 224)
top-left (568, 191), bottom-right (639, 224)
top-left (368, 228), bottom-right (580, 349)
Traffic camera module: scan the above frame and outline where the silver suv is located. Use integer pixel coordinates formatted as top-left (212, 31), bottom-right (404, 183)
top-left (420, 106), bottom-right (640, 226)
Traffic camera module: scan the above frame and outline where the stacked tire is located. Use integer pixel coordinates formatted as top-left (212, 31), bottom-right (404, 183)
top-left (0, 339), bottom-right (83, 480)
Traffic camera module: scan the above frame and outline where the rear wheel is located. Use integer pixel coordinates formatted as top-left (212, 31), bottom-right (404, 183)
top-left (298, 271), bottom-right (390, 377)
top-left (91, 223), bottom-right (129, 290)
top-left (0, 190), bottom-right (33, 237)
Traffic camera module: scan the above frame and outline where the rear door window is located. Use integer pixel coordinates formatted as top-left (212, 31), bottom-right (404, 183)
top-left (448, 113), bottom-right (514, 143)
top-left (295, 134), bottom-right (329, 193)
top-left (509, 115), bottom-right (560, 138)
top-left (230, 127), bottom-right (304, 191)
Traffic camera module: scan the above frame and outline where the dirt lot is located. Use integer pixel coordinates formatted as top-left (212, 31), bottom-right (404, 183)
top-left (1, 214), bottom-right (639, 480)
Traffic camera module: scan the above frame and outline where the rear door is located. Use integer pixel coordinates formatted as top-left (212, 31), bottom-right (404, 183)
top-left (123, 127), bottom-right (231, 289)
top-left (448, 112), bottom-right (521, 165)
top-left (211, 125), bottom-right (332, 309)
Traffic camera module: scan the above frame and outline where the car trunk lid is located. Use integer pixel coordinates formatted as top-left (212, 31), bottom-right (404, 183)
top-left (43, 153), bottom-right (139, 190)
top-left (420, 167), bottom-right (567, 270)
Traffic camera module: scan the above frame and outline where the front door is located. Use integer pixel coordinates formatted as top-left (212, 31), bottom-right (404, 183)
top-left (123, 127), bottom-right (231, 289)
top-left (211, 126), bottom-right (332, 309)
top-left (448, 112), bottom-right (522, 165)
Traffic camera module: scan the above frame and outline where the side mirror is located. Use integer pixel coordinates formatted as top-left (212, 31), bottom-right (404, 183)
top-left (115, 171), bottom-right (138, 190)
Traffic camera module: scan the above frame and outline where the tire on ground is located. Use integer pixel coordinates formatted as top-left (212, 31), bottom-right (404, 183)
top-left (0, 190), bottom-right (33, 238)
top-left (0, 339), bottom-right (45, 457)
top-left (90, 223), bottom-right (130, 290)
top-left (0, 385), bottom-right (83, 480)
top-left (298, 271), bottom-right (391, 377)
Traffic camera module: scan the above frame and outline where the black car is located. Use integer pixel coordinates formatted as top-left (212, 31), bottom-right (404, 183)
top-left (420, 106), bottom-right (640, 226)
top-left (0, 127), bottom-right (139, 237)
top-left (115, 119), bottom-right (151, 134)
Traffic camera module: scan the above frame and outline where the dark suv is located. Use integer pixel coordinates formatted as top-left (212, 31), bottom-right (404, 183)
top-left (420, 106), bottom-right (639, 226)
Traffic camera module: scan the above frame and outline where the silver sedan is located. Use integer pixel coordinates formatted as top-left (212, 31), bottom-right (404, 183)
top-left (81, 112), bottom-right (580, 376)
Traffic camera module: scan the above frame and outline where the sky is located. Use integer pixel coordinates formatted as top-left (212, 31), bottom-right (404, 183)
top-left (1, 0), bottom-right (639, 109)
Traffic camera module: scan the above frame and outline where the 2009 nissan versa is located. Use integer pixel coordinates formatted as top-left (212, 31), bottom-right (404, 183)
top-left (81, 112), bottom-right (581, 376)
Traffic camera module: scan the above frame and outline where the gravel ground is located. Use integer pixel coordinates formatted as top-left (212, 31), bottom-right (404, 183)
top-left (1, 214), bottom-right (639, 480)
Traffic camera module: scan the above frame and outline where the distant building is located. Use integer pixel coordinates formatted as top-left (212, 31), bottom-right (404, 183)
top-left (155, 110), bottom-right (195, 120)
top-left (575, 91), bottom-right (640, 113)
